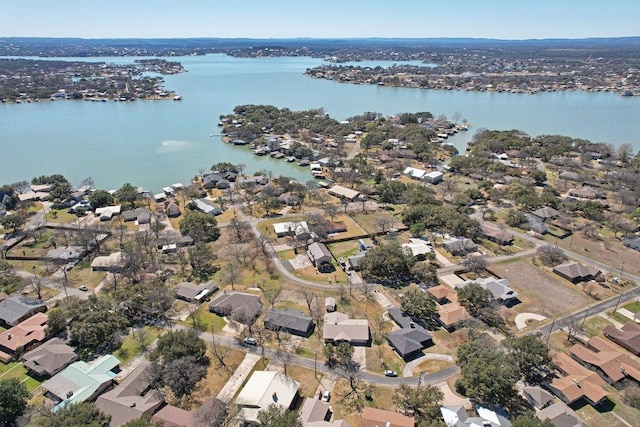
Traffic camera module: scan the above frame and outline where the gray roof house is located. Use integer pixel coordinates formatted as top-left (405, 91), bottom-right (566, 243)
top-left (522, 386), bottom-right (554, 410)
top-left (537, 402), bottom-right (590, 427)
top-left (174, 281), bottom-right (219, 303)
top-left (0, 295), bottom-right (47, 326)
top-left (208, 291), bottom-right (262, 320)
top-left (442, 237), bottom-right (478, 256)
top-left (45, 246), bottom-right (86, 264)
top-left (323, 312), bottom-right (369, 345)
top-left (531, 206), bottom-right (560, 221)
top-left (264, 308), bottom-right (314, 337)
top-left (193, 198), bottom-right (222, 216)
top-left (121, 208), bottom-right (151, 224)
top-left (522, 213), bottom-right (549, 235)
top-left (623, 237), bottom-right (640, 252)
top-left (22, 338), bottom-right (79, 378)
top-left (95, 361), bottom-right (164, 427)
top-left (386, 308), bottom-right (433, 359)
top-left (466, 277), bottom-right (519, 304)
top-left (553, 262), bottom-right (601, 283)
top-left (307, 242), bottom-right (333, 273)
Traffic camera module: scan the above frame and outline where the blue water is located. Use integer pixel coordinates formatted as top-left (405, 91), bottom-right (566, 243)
top-left (1, 54), bottom-right (639, 192)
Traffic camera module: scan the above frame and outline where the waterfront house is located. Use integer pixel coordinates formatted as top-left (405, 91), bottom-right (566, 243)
top-left (95, 361), bottom-right (164, 427)
top-left (323, 312), bottom-right (369, 345)
top-left (0, 295), bottom-right (47, 327)
top-left (43, 355), bottom-right (120, 412)
top-left (424, 171), bottom-right (444, 184)
top-left (95, 205), bottom-right (121, 221)
top-left (264, 308), bottom-right (314, 337)
top-left (0, 312), bottom-right (48, 362)
top-left (193, 198), bottom-right (222, 216)
top-left (121, 207), bottom-right (151, 224)
top-left (307, 242), bottom-right (333, 273)
top-left (327, 185), bottom-right (360, 201)
top-left (603, 322), bottom-right (640, 355)
top-left (164, 200), bottom-right (181, 218)
top-left (22, 337), bottom-right (78, 378)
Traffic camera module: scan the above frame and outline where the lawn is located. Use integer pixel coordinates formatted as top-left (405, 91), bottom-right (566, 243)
top-left (0, 362), bottom-right (42, 392)
top-left (179, 303), bottom-right (228, 333)
top-left (327, 240), bottom-right (361, 260)
top-left (365, 344), bottom-right (405, 375)
top-left (45, 208), bottom-right (78, 224)
top-left (622, 301), bottom-right (640, 314)
top-left (351, 212), bottom-right (402, 235)
top-left (66, 266), bottom-right (108, 290)
top-left (332, 380), bottom-right (397, 427)
top-left (113, 326), bottom-right (163, 365)
top-left (557, 232), bottom-right (640, 276)
top-left (287, 365), bottom-right (324, 399)
top-left (188, 347), bottom-right (247, 410)
top-left (582, 316), bottom-right (614, 338)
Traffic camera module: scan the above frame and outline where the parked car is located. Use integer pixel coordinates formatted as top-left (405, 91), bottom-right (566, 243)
top-left (243, 337), bottom-right (257, 346)
top-left (321, 391), bottom-right (331, 402)
top-left (384, 370), bottom-right (398, 377)
top-left (79, 285), bottom-right (88, 291)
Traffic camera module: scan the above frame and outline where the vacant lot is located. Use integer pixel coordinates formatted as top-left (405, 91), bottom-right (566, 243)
top-left (489, 257), bottom-right (591, 318)
top-left (557, 233), bottom-right (640, 276)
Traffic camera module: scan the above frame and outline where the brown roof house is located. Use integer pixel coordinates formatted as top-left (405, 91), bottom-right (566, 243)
top-left (323, 312), bottom-right (369, 345)
top-left (174, 281), bottom-right (218, 303)
top-left (361, 407), bottom-right (414, 427)
top-left (569, 336), bottom-right (640, 384)
top-left (22, 337), bottom-right (78, 378)
top-left (96, 361), bottom-right (164, 427)
top-left (547, 353), bottom-right (609, 406)
top-left (307, 242), bottom-right (334, 273)
top-left (208, 291), bottom-right (262, 323)
top-left (0, 295), bottom-right (47, 327)
top-left (299, 397), bottom-right (350, 427)
top-left (603, 322), bottom-right (640, 356)
top-left (427, 284), bottom-right (471, 331)
top-left (0, 312), bottom-right (48, 362)
top-left (553, 262), bottom-right (601, 283)
top-left (480, 223), bottom-right (514, 246)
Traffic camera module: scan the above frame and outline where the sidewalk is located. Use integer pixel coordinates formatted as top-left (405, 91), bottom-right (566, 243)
top-left (216, 353), bottom-right (261, 403)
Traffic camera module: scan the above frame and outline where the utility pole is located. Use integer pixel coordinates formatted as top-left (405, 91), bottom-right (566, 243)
top-left (546, 319), bottom-right (555, 348)
top-left (581, 306), bottom-right (591, 329)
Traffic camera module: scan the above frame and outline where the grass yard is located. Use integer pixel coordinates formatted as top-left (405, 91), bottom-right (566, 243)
top-left (573, 399), bottom-right (632, 427)
top-left (415, 358), bottom-right (455, 374)
top-left (351, 212), bottom-right (401, 235)
top-left (179, 304), bottom-right (228, 333)
top-left (113, 326), bottom-right (163, 365)
top-left (365, 344), bottom-right (405, 375)
top-left (622, 301), bottom-right (640, 314)
top-left (489, 257), bottom-right (592, 318)
top-left (582, 316), bottom-right (614, 338)
top-left (0, 362), bottom-right (42, 392)
top-left (332, 380), bottom-right (397, 427)
top-left (189, 347), bottom-right (246, 410)
top-left (66, 266), bottom-right (107, 290)
top-left (45, 209), bottom-right (78, 223)
top-left (287, 365), bottom-right (324, 398)
top-left (327, 240), bottom-right (361, 259)
top-left (557, 233), bottom-right (640, 276)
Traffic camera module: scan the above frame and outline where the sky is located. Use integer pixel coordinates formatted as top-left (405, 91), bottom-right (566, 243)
top-left (0, 0), bottom-right (638, 40)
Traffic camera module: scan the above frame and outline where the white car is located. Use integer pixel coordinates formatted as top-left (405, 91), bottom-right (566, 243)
top-left (243, 337), bottom-right (257, 346)
top-left (384, 370), bottom-right (398, 377)
top-left (321, 391), bottom-right (331, 402)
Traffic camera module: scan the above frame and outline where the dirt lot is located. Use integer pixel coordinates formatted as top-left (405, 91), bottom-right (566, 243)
top-left (488, 257), bottom-right (592, 319)
top-left (557, 233), bottom-right (640, 276)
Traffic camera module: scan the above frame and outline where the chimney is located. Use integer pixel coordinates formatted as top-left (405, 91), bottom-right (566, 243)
top-left (7, 333), bottom-right (11, 340)
top-left (572, 379), bottom-right (580, 387)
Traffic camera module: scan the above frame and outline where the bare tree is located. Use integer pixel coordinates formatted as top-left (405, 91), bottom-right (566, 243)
top-left (228, 217), bottom-right (251, 243)
top-left (210, 334), bottom-right (232, 370)
top-left (220, 261), bottom-right (243, 290)
top-left (374, 216), bottom-right (397, 234)
top-left (300, 289), bottom-right (316, 315)
top-left (259, 283), bottom-right (283, 309)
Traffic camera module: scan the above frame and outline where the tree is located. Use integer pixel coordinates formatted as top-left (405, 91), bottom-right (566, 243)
top-left (0, 214), bottom-right (25, 233)
top-left (0, 378), bottom-right (29, 426)
top-left (88, 189), bottom-right (114, 209)
top-left (507, 335), bottom-right (553, 382)
top-left (257, 404), bottom-right (302, 427)
top-left (400, 287), bottom-right (438, 328)
top-left (466, 255), bottom-right (487, 274)
top-left (536, 245), bottom-right (567, 267)
top-left (505, 209), bottom-right (527, 227)
top-left (457, 283), bottom-right (492, 316)
top-left (33, 402), bottom-right (111, 427)
top-left (188, 241), bottom-right (218, 279)
top-left (359, 241), bottom-right (417, 284)
top-left (228, 217), bottom-right (251, 243)
top-left (115, 182), bottom-right (138, 209)
top-left (512, 412), bottom-right (555, 427)
top-left (151, 329), bottom-right (208, 366)
top-left (393, 383), bottom-right (444, 424)
top-left (180, 210), bottom-right (220, 242)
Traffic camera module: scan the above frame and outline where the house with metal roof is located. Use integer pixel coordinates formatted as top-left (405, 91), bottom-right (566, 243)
top-left (43, 354), bottom-right (120, 412)
top-left (174, 281), bottom-right (218, 303)
top-left (193, 198), bottom-right (222, 216)
top-left (235, 370), bottom-right (300, 425)
top-left (327, 185), bottom-right (360, 201)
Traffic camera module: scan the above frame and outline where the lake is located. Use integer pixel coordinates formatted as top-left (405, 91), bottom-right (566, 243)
top-left (1, 54), bottom-right (639, 191)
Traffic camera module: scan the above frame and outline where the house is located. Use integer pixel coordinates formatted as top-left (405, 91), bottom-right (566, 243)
top-left (440, 405), bottom-right (512, 427)
top-left (96, 361), bottom-right (164, 427)
top-left (458, 277), bottom-right (518, 304)
top-left (264, 308), bottom-right (314, 337)
top-left (151, 404), bottom-right (193, 427)
top-left (603, 322), bottom-right (640, 355)
top-left (522, 386), bottom-right (554, 410)
top-left (623, 237), bottom-right (640, 252)
top-left (22, 338), bottom-right (78, 378)
top-left (326, 221), bottom-right (347, 234)
top-left (347, 253), bottom-right (365, 271)
top-left (277, 193), bottom-right (301, 206)
top-left (427, 285), bottom-right (471, 331)
top-left (307, 242), bottom-right (334, 273)
top-left (174, 281), bottom-right (218, 303)
top-left (559, 172), bottom-right (584, 182)
top-left (404, 166), bottom-right (427, 179)
top-left (273, 221), bottom-right (310, 238)
top-left (43, 354), bottom-right (120, 412)
top-left (193, 198), bottom-right (222, 216)
top-left (208, 291), bottom-right (262, 320)
top-left (386, 307), bottom-right (433, 359)
top-left (547, 353), bottom-right (609, 406)
top-left (441, 237), bottom-right (478, 256)
top-left (522, 213), bottom-right (548, 234)
top-left (157, 233), bottom-right (194, 250)
top-left (531, 206), bottom-right (560, 221)
top-left (325, 297), bottom-right (336, 313)
top-left (401, 238), bottom-right (433, 259)
top-left (425, 171), bottom-right (444, 184)
top-left (323, 312), bottom-right (369, 345)
top-left (552, 262), bottom-right (601, 283)
top-left (202, 173), bottom-right (223, 189)
top-left (95, 205), bottom-right (122, 221)
top-left (536, 402), bottom-right (590, 427)
top-left (121, 208), bottom-right (151, 224)
top-left (569, 336), bottom-right (640, 384)
top-left (361, 407), bottom-right (414, 427)
top-left (299, 397), bottom-right (350, 427)
top-left (45, 246), bottom-right (86, 264)
top-left (568, 187), bottom-right (598, 199)
top-left (327, 185), bottom-right (360, 201)
top-left (480, 224), bottom-right (514, 246)
top-left (91, 252), bottom-right (126, 272)
top-left (0, 295), bottom-right (47, 327)
top-left (0, 312), bottom-right (48, 362)
top-left (164, 200), bottom-right (181, 218)
top-left (235, 370), bottom-right (300, 425)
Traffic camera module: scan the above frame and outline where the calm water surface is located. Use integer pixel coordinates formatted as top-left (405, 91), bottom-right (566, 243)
top-left (1, 54), bottom-right (639, 191)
